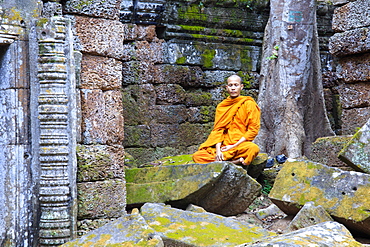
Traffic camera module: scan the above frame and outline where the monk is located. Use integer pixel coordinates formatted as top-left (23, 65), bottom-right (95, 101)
top-left (192, 74), bottom-right (260, 166)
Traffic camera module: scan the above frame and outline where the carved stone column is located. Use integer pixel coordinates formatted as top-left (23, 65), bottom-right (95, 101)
top-left (34, 15), bottom-right (77, 246)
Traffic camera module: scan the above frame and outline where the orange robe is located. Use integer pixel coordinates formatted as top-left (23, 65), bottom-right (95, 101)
top-left (192, 96), bottom-right (260, 165)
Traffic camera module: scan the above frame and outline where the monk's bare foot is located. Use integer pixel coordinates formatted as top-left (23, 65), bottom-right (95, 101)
top-left (231, 157), bottom-right (247, 166)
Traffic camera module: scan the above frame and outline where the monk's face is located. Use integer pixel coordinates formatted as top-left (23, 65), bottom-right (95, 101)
top-left (226, 77), bottom-right (243, 98)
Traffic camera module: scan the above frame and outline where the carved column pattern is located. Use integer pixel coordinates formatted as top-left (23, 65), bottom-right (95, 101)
top-left (36, 17), bottom-right (72, 246)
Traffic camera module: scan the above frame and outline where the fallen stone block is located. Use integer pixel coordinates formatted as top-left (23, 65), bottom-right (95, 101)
top-left (339, 117), bottom-right (370, 173)
top-left (140, 203), bottom-right (276, 246)
top-left (255, 204), bottom-right (286, 221)
top-left (126, 162), bottom-right (226, 206)
top-left (237, 221), bottom-right (362, 247)
top-left (287, 201), bottom-right (334, 232)
top-left (269, 160), bottom-right (370, 237)
top-left (126, 161), bottom-right (262, 216)
top-left (308, 135), bottom-right (353, 170)
top-left (61, 209), bottom-right (164, 247)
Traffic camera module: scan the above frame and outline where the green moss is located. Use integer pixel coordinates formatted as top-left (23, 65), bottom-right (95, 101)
top-left (201, 49), bottom-right (216, 68)
top-left (176, 56), bottom-right (186, 64)
top-left (36, 18), bottom-right (49, 27)
top-left (73, 0), bottom-right (94, 10)
top-left (178, 4), bottom-right (207, 22)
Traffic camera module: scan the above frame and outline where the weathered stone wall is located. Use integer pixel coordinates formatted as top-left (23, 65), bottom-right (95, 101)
top-left (329, 0), bottom-right (370, 135)
top-left (63, 0), bottom-right (127, 236)
top-left (0, 1), bottom-right (41, 246)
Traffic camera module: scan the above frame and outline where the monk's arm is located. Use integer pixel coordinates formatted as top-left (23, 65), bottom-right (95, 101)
top-left (215, 142), bottom-right (224, 161)
top-left (220, 136), bottom-right (247, 152)
top-left (244, 103), bottom-right (261, 141)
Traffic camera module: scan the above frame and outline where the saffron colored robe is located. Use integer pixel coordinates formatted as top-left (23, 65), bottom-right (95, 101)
top-left (192, 96), bottom-right (260, 165)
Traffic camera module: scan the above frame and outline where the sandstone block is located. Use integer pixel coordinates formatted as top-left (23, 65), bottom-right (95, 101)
top-left (341, 107), bottom-right (370, 135)
top-left (337, 52), bottom-right (370, 83)
top-left (126, 162), bottom-right (226, 205)
top-left (74, 16), bottom-right (126, 59)
top-left (64, 0), bottom-right (121, 20)
top-left (127, 162), bottom-right (262, 216)
top-left (164, 40), bottom-right (253, 70)
top-left (76, 144), bottom-right (125, 182)
top-left (62, 211), bottom-right (163, 247)
top-left (141, 203), bottom-right (275, 246)
top-left (150, 65), bottom-right (204, 87)
top-left (339, 118), bottom-right (370, 173)
top-left (239, 221), bottom-right (362, 247)
top-left (150, 124), bottom-right (180, 147)
top-left (149, 105), bottom-right (190, 124)
top-left (80, 89), bottom-right (124, 145)
top-left (122, 61), bottom-right (154, 84)
top-left (308, 136), bottom-right (353, 169)
top-left (287, 201), bottom-right (333, 232)
top-left (122, 84), bottom-right (156, 125)
top-left (77, 180), bottom-right (126, 219)
top-left (155, 84), bottom-right (186, 105)
top-left (332, 0), bottom-right (370, 32)
top-left (80, 54), bottom-right (122, 90)
top-left (135, 40), bottom-right (165, 63)
top-left (269, 160), bottom-right (370, 237)
top-left (123, 125), bottom-right (151, 147)
top-left (329, 27), bottom-right (370, 57)
top-left (337, 82), bottom-right (370, 109)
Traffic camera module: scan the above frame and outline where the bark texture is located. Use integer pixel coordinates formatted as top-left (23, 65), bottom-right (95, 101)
top-left (256, 0), bottom-right (334, 158)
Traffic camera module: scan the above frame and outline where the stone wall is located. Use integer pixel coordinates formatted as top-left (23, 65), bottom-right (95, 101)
top-left (329, 0), bottom-right (370, 135)
top-left (63, 1), bottom-right (127, 236)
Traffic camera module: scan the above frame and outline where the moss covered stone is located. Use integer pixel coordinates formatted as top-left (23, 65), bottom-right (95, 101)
top-left (141, 203), bottom-right (275, 246)
top-left (62, 211), bottom-right (163, 247)
top-left (125, 162), bottom-right (226, 205)
top-left (338, 118), bottom-right (370, 173)
top-left (269, 160), bottom-right (370, 237)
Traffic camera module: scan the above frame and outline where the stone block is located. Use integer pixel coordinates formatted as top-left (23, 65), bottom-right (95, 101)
top-left (178, 122), bottom-right (211, 147)
top-left (122, 84), bottom-right (156, 125)
top-left (339, 118), bottom-right (370, 173)
top-left (332, 0), bottom-right (370, 32)
top-left (74, 16), bottom-right (126, 59)
top-left (164, 40), bottom-right (253, 71)
top-left (337, 82), bottom-right (370, 109)
top-left (308, 136), bottom-right (353, 169)
top-left (76, 144), bottom-right (125, 182)
top-left (135, 40), bottom-right (165, 63)
top-left (126, 162), bottom-right (226, 205)
top-left (123, 125), bottom-right (151, 147)
top-left (269, 160), bottom-right (370, 237)
top-left (80, 89), bottom-right (124, 145)
top-left (287, 201), bottom-right (333, 232)
top-left (155, 84), bottom-right (186, 105)
top-left (127, 162), bottom-right (262, 216)
top-left (150, 124), bottom-right (180, 147)
top-left (336, 52), bottom-right (370, 83)
top-left (149, 105), bottom-right (190, 124)
top-left (80, 54), bottom-right (122, 90)
top-left (246, 152), bottom-right (268, 178)
top-left (63, 211), bottom-right (163, 246)
top-left (77, 180), bottom-right (126, 219)
top-left (185, 90), bottom-right (213, 107)
top-left (150, 64), bottom-right (204, 87)
top-left (329, 27), bottom-right (370, 57)
top-left (341, 107), bottom-right (370, 135)
top-left (64, 0), bottom-right (121, 20)
top-left (122, 61), bottom-right (153, 85)
top-left (240, 221), bottom-right (362, 247)
top-left (141, 203), bottom-right (275, 246)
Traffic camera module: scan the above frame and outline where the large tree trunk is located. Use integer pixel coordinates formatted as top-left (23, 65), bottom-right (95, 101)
top-left (255, 0), bottom-right (334, 158)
